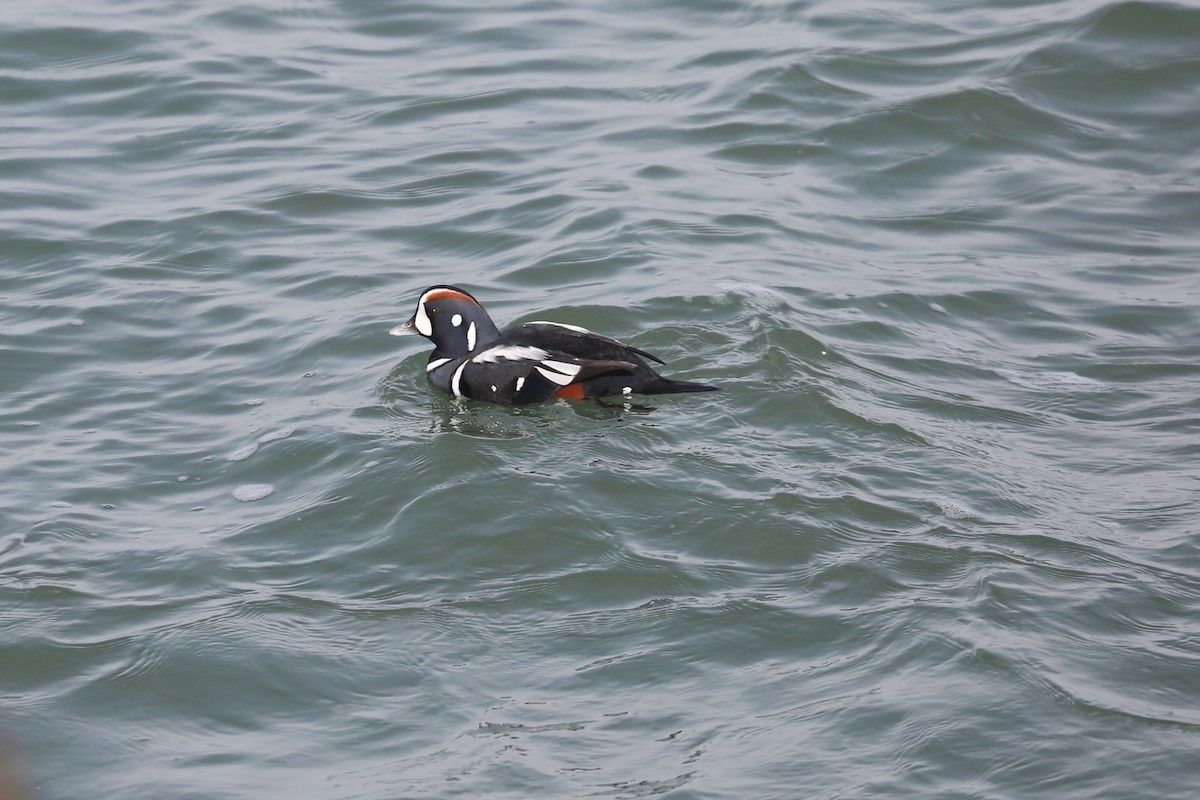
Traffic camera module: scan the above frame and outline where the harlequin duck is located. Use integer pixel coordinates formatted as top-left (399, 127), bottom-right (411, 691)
top-left (391, 285), bottom-right (718, 405)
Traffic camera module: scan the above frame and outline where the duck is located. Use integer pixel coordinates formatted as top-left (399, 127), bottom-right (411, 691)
top-left (391, 285), bottom-right (718, 405)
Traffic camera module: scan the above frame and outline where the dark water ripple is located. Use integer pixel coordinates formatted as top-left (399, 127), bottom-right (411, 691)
top-left (3, 0), bottom-right (1200, 798)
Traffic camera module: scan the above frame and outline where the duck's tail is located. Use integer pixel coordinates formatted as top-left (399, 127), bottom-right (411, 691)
top-left (642, 376), bottom-right (720, 395)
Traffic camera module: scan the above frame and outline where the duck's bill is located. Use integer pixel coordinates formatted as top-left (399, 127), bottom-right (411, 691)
top-left (389, 317), bottom-right (419, 336)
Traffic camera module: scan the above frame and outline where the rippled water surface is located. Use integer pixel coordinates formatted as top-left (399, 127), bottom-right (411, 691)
top-left (3, 0), bottom-right (1199, 797)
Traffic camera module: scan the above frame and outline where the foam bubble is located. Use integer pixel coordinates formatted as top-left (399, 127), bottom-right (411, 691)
top-left (995, 369), bottom-right (1102, 391)
top-left (233, 484), bottom-right (274, 502)
top-left (937, 500), bottom-right (974, 519)
top-left (257, 427), bottom-right (294, 444)
top-left (227, 443), bottom-right (259, 462)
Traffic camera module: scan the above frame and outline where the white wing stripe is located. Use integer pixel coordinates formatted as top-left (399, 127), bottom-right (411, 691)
top-left (472, 345), bottom-right (550, 363)
top-left (536, 366), bottom-right (575, 386)
top-left (539, 359), bottom-right (581, 377)
top-left (526, 320), bottom-right (592, 334)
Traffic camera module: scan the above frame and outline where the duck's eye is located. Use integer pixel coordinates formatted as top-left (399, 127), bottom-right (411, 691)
top-left (428, 307), bottom-right (441, 316)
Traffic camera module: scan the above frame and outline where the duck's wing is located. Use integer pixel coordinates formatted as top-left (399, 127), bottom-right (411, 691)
top-left (504, 322), bottom-right (666, 365)
top-left (460, 342), bottom-right (637, 404)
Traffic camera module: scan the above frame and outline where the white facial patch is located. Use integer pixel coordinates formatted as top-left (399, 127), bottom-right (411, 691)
top-left (472, 345), bottom-right (550, 364)
top-left (414, 302), bottom-right (433, 337)
top-left (451, 313), bottom-right (462, 327)
top-left (467, 321), bottom-right (477, 351)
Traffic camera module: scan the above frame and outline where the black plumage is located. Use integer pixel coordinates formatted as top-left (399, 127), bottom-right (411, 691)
top-left (390, 285), bottom-right (718, 405)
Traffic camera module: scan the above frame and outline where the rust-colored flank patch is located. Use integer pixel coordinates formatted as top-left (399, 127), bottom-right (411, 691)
top-left (551, 382), bottom-right (586, 400)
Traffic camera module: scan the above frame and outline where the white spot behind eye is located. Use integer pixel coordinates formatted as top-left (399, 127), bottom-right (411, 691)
top-left (451, 313), bottom-right (463, 327)
top-left (467, 321), bottom-right (476, 351)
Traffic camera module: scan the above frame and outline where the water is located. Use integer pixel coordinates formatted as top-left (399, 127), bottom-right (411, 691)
top-left (3, 0), bottom-right (1199, 797)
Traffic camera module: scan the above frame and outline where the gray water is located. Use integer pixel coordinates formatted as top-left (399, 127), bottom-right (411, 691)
top-left (3, 1), bottom-right (1199, 798)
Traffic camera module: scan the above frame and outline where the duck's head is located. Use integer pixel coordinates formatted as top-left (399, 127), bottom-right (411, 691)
top-left (390, 285), bottom-right (501, 357)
